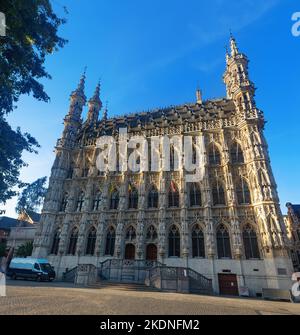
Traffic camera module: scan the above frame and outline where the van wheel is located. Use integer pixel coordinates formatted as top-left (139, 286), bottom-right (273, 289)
top-left (12, 273), bottom-right (17, 280)
top-left (36, 276), bottom-right (42, 282)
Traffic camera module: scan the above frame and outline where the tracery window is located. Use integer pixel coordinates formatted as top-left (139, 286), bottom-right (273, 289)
top-left (168, 225), bottom-right (180, 257)
top-left (217, 225), bottom-right (232, 258)
top-left (243, 225), bottom-right (260, 259)
top-left (192, 225), bottom-right (205, 258)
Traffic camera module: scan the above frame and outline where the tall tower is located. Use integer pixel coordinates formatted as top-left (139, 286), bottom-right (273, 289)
top-left (33, 73), bottom-right (87, 257)
top-left (61, 72), bottom-right (87, 147)
top-left (223, 35), bottom-right (256, 114)
top-left (86, 82), bottom-right (102, 125)
top-left (223, 36), bottom-right (292, 288)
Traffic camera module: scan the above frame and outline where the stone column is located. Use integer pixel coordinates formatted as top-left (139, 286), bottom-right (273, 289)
top-left (136, 174), bottom-right (146, 260)
top-left (114, 176), bottom-right (126, 258)
top-left (158, 172), bottom-right (167, 263)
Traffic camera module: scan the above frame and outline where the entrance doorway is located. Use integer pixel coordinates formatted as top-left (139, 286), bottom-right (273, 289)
top-left (218, 274), bottom-right (239, 296)
top-left (125, 244), bottom-right (135, 260)
top-left (146, 244), bottom-right (157, 261)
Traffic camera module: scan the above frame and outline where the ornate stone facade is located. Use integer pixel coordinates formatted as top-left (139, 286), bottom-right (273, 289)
top-left (285, 203), bottom-right (300, 271)
top-left (33, 37), bottom-right (293, 296)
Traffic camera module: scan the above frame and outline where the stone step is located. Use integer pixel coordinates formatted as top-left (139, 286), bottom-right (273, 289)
top-left (88, 281), bottom-right (161, 292)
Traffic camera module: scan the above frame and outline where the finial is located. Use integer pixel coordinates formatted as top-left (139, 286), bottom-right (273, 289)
top-left (229, 32), bottom-right (238, 57)
top-left (71, 69), bottom-right (87, 102)
top-left (196, 86), bottom-right (202, 104)
top-left (103, 100), bottom-right (108, 120)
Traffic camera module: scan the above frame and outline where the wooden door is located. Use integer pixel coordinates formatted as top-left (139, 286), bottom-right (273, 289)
top-left (125, 244), bottom-right (135, 260)
top-left (218, 274), bottom-right (239, 296)
top-left (146, 244), bottom-right (157, 261)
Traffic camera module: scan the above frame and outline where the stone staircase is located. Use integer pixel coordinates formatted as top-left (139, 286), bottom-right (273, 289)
top-left (88, 281), bottom-right (162, 292)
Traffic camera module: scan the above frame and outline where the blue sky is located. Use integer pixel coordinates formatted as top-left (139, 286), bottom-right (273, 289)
top-left (4, 0), bottom-right (300, 217)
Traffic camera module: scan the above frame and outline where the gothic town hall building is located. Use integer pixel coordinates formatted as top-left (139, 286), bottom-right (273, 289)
top-left (33, 37), bottom-right (293, 296)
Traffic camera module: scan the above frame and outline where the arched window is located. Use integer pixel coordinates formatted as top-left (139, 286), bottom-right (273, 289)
top-left (148, 185), bottom-right (158, 208)
top-left (50, 229), bottom-right (61, 255)
top-left (217, 225), bottom-right (232, 258)
top-left (105, 226), bottom-right (116, 256)
top-left (208, 143), bottom-right (221, 165)
top-left (236, 179), bottom-right (251, 204)
top-left (76, 192), bottom-right (85, 212)
top-left (68, 227), bottom-right (78, 255)
top-left (192, 225), bottom-right (205, 258)
top-left (60, 193), bottom-right (68, 212)
top-left (168, 181), bottom-right (179, 207)
top-left (243, 225), bottom-right (260, 259)
top-left (125, 226), bottom-right (136, 241)
top-left (146, 225), bottom-right (158, 241)
top-left (212, 181), bottom-right (226, 205)
top-left (128, 186), bottom-right (138, 209)
top-left (86, 227), bottom-right (97, 255)
top-left (168, 225), bottom-right (180, 257)
top-left (93, 191), bottom-right (102, 211)
top-left (231, 142), bottom-right (244, 164)
top-left (189, 183), bottom-right (201, 207)
top-left (110, 188), bottom-right (119, 210)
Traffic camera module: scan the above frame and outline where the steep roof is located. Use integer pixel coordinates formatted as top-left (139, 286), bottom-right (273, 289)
top-left (78, 98), bottom-right (237, 139)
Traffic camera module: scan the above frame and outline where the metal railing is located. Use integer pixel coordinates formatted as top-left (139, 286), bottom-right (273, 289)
top-left (148, 265), bottom-right (213, 295)
top-left (98, 259), bottom-right (164, 283)
top-left (62, 266), bottom-right (78, 283)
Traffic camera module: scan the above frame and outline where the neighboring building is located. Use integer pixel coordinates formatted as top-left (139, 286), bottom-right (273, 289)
top-left (33, 36), bottom-right (293, 296)
top-left (1, 210), bottom-right (40, 249)
top-left (285, 203), bottom-right (300, 271)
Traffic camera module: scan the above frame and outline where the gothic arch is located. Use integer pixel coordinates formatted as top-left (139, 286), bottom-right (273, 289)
top-left (147, 184), bottom-right (159, 208)
top-left (124, 225), bottom-right (137, 242)
top-left (67, 225), bottom-right (79, 255)
top-left (145, 224), bottom-right (158, 241)
top-left (211, 178), bottom-right (226, 206)
top-left (105, 225), bottom-right (116, 256)
top-left (168, 181), bottom-right (180, 207)
top-left (230, 141), bottom-right (244, 164)
top-left (109, 186), bottom-right (119, 210)
top-left (85, 225), bottom-right (97, 255)
top-left (168, 224), bottom-right (181, 257)
top-left (216, 223), bottom-right (232, 259)
top-left (208, 142), bottom-right (222, 165)
top-left (242, 223), bottom-right (260, 259)
top-left (236, 177), bottom-right (251, 205)
top-left (190, 223), bottom-right (206, 258)
top-left (50, 226), bottom-right (62, 255)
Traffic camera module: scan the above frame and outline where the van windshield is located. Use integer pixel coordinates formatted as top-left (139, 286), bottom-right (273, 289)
top-left (40, 263), bottom-right (53, 272)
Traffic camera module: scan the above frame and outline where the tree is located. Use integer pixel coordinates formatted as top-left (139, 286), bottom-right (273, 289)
top-left (0, 242), bottom-right (6, 257)
top-left (15, 241), bottom-right (33, 258)
top-left (15, 177), bottom-right (47, 214)
top-left (0, 0), bottom-right (67, 204)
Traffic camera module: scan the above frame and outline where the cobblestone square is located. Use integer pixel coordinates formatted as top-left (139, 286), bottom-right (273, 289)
top-left (1, 280), bottom-right (300, 315)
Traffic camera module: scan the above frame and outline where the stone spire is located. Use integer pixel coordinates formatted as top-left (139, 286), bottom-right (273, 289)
top-left (60, 70), bottom-right (87, 147)
top-left (223, 35), bottom-right (256, 112)
top-left (230, 33), bottom-right (239, 57)
top-left (103, 101), bottom-right (108, 121)
top-left (196, 87), bottom-right (202, 104)
top-left (70, 68), bottom-right (87, 104)
top-left (87, 81), bottom-right (102, 124)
